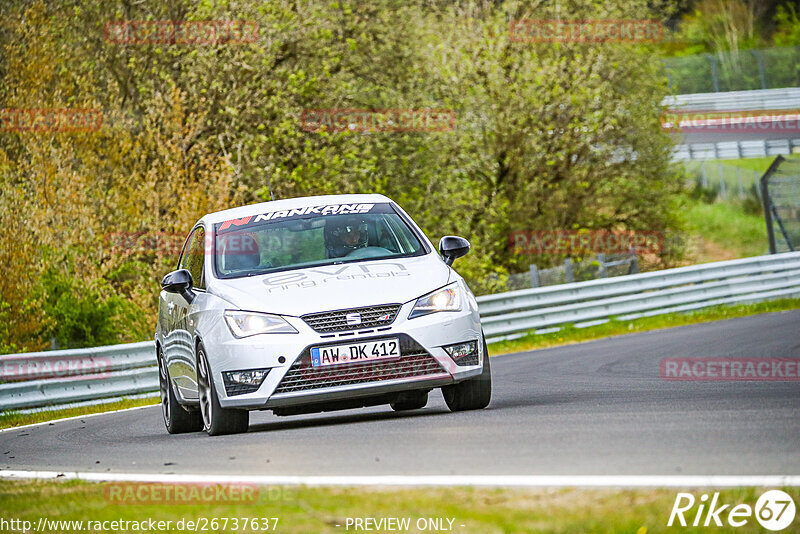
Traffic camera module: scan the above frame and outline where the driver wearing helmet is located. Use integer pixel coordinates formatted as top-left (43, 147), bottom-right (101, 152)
top-left (325, 215), bottom-right (369, 258)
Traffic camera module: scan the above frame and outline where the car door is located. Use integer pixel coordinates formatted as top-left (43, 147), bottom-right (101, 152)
top-left (160, 230), bottom-right (192, 377)
top-left (167, 224), bottom-right (207, 401)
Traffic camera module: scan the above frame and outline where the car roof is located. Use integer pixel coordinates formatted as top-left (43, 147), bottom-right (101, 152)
top-left (201, 193), bottom-right (394, 225)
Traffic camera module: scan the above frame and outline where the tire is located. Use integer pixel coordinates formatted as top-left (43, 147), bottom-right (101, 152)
top-left (197, 345), bottom-right (249, 436)
top-left (158, 347), bottom-right (202, 434)
top-left (390, 389), bottom-right (429, 411)
top-left (442, 340), bottom-right (492, 412)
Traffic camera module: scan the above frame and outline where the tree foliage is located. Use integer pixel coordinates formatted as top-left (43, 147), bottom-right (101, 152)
top-left (0, 0), bottom-right (682, 350)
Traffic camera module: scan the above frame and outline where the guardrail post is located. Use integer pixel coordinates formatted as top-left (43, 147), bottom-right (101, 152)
top-left (628, 254), bottom-right (639, 274)
top-left (529, 264), bottom-right (540, 288)
top-left (701, 160), bottom-right (708, 187)
top-left (597, 254), bottom-right (607, 278)
top-left (738, 167), bottom-right (744, 198)
top-left (564, 258), bottom-right (574, 283)
top-left (751, 50), bottom-right (767, 90)
top-left (704, 54), bottom-right (720, 92)
top-left (754, 171), bottom-right (761, 199)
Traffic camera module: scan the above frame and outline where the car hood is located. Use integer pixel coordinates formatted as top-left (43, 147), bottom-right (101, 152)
top-left (209, 254), bottom-right (452, 316)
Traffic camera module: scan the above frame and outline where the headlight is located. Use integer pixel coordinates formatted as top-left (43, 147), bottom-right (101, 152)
top-left (408, 282), bottom-right (462, 319)
top-left (224, 310), bottom-right (298, 338)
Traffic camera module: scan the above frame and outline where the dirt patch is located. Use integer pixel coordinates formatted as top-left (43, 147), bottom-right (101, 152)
top-left (683, 236), bottom-right (739, 264)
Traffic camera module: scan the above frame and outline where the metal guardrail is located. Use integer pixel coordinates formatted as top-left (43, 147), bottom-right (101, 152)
top-left (477, 251), bottom-right (800, 342)
top-left (0, 341), bottom-right (157, 411)
top-left (2, 252), bottom-right (800, 411)
top-left (664, 88), bottom-right (800, 161)
top-left (672, 139), bottom-right (800, 162)
top-left (663, 88), bottom-right (800, 113)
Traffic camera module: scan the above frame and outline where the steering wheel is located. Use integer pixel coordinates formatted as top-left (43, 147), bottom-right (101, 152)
top-left (345, 246), bottom-right (393, 259)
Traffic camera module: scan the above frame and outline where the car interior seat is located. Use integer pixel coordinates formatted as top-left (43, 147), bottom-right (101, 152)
top-left (221, 234), bottom-right (260, 271)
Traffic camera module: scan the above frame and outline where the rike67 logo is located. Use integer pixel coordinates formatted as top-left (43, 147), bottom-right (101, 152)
top-left (668, 490), bottom-right (796, 531)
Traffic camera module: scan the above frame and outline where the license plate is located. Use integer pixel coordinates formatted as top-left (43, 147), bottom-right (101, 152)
top-left (310, 338), bottom-right (400, 367)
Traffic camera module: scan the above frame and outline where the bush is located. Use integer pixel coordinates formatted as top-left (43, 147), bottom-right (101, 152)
top-left (689, 175), bottom-right (720, 204)
top-left (33, 265), bottom-right (139, 349)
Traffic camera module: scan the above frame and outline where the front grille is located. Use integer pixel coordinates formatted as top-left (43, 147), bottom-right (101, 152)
top-left (302, 304), bottom-right (402, 333)
top-left (273, 335), bottom-right (446, 395)
top-left (224, 382), bottom-right (261, 396)
top-left (453, 353), bottom-right (480, 366)
top-left (222, 370), bottom-right (270, 396)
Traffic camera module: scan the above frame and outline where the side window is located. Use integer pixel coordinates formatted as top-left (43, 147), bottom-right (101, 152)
top-left (385, 215), bottom-right (419, 253)
top-left (181, 226), bottom-right (206, 290)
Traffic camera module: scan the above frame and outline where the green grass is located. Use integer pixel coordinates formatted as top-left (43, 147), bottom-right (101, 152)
top-left (685, 156), bottom-right (787, 175)
top-left (1, 479), bottom-right (796, 533)
top-left (0, 396), bottom-right (158, 430)
top-left (488, 298), bottom-right (800, 356)
top-left (683, 199), bottom-right (769, 261)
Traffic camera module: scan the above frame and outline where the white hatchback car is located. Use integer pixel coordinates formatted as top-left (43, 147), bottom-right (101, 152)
top-left (156, 194), bottom-right (491, 435)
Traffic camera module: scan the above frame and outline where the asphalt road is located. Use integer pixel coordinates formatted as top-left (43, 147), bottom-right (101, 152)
top-left (2, 311), bottom-right (799, 476)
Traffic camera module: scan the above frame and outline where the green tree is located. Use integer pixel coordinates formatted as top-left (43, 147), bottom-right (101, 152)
top-left (0, 0), bottom-right (685, 349)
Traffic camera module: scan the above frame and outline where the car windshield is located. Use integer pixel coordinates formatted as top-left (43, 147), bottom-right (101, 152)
top-left (213, 202), bottom-right (426, 278)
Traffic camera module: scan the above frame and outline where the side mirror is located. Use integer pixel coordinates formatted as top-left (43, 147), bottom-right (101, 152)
top-left (161, 269), bottom-right (196, 304)
top-left (439, 236), bottom-right (470, 266)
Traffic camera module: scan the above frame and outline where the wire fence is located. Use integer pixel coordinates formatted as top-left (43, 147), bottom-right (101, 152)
top-left (665, 46), bottom-right (800, 93)
top-left (683, 160), bottom-right (764, 200)
top-left (762, 156), bottom-right (800, 253)
top-left (491, 253), bottom-right (639, 292)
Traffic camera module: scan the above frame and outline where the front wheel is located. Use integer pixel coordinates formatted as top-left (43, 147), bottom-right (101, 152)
top-left (158, 347), bottom-right (202, 434)
top-left (442, 340), bottom-right (492, 412)
top-left (197, 345), bottom-right (249, 436)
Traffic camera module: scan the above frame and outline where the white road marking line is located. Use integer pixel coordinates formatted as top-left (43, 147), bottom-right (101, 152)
top-left (1, 470), bottom-right (799, 487)
top-left (0, 404), bottom-right (158, 433)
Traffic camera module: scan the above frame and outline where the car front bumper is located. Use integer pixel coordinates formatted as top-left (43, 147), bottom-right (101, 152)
top-left (201, 301), bottom-right (484, 410)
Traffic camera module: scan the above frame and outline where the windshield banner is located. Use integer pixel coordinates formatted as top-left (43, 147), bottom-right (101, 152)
top-left (217, 203), bottom-right (394, 232)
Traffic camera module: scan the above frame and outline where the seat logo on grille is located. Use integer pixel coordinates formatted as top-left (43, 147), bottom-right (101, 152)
top-left (345, 312), bottom-right (362, 325)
